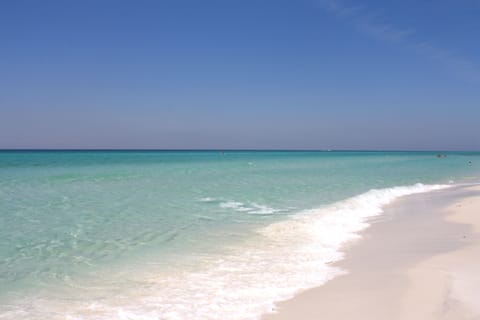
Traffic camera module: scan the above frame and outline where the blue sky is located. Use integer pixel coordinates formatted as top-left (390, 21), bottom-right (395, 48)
top-left (1, 0), bottom-right (479, 150)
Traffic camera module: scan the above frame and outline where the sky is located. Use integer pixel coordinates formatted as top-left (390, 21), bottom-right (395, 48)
top-left (1, 0), bottom-right (479, 150)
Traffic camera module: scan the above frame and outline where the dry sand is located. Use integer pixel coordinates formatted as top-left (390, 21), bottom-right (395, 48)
top-left (263, 185), bottom-right (480, 320)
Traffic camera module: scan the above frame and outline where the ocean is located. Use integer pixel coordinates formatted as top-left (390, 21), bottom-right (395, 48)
top-left (1, 150), bottom-right (479, 319)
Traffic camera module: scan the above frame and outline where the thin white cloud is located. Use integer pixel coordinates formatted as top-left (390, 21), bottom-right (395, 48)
top-left (413, 41), bottom-right (480, 84)
top-left (316, 0), bottom-right (480, 85)
top-left (317, 0), bottom-right (414, 43)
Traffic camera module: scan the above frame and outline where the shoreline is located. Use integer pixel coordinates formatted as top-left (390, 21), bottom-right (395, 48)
top-left (263, 184), bottom-right (480, 320)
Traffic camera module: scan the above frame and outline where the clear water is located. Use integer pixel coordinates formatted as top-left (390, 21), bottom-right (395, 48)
top-left (1, 151), bottom-right (479, 319)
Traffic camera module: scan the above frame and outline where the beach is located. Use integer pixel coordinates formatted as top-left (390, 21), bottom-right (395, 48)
top-left (264, 185), bottom-right (480, 320)
top-left (1, 151), bottom-right (479, 319)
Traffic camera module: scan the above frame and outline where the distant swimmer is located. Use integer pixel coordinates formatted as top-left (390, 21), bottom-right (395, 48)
top-left (468, 161), bottom-right (472, 166)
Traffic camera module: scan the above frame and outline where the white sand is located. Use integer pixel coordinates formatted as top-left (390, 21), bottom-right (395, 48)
top-left (401, 187), bottom-right (480, 320)
top-left (263, 185), bottom-right (480, 320)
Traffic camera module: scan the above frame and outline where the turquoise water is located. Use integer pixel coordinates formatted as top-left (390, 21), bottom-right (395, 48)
top-left (1, 151), bottom-right (479, 319)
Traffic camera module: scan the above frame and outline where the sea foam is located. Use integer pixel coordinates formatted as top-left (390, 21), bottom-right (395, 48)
top-left (219, 200), bottom-right (284, 215)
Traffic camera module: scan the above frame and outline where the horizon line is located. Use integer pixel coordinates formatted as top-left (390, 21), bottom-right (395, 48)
top-left (0, 148), bottom-right (478, 153)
